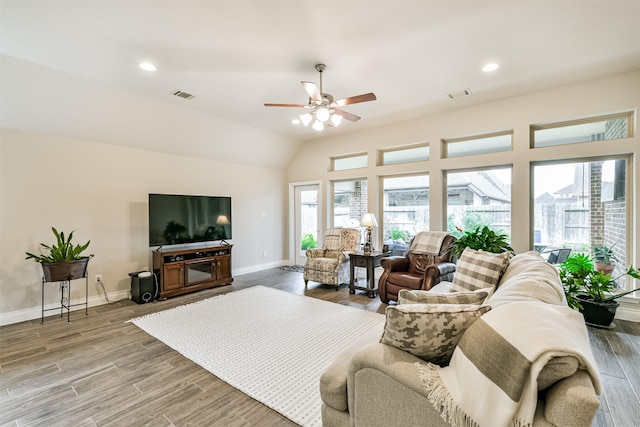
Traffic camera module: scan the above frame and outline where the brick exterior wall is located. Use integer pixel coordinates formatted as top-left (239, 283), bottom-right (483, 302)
top-left (590, 162), bottom-right (605, 245)
top-left (605, 200), bottom-right (627, 280)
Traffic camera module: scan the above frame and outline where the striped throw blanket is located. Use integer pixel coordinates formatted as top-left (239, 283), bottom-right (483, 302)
top-left (416, 301), bottom-right (601, 427)
top-left (409, 231), bottom-right (449, 255)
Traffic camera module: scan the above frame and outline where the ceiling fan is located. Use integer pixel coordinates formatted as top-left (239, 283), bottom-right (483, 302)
top-left (264, 64), bottom-right (377, 131)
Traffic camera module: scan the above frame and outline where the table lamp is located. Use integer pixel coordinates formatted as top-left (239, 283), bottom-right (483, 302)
top-left (360, 213), bottom-right (378, 253)
top-left (216, 215), bottom-right (230, 240)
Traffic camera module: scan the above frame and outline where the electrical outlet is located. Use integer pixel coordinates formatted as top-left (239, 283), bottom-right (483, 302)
top-left (95, 274), bottom-right (103, 283)
top-left (263, 250), bottom-right (267, 257)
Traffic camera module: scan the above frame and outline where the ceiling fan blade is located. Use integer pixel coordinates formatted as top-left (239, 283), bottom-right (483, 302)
top-left (333, 108), bottom-right (361, 122)
top-left (264, 103), bottom-right (308, 108)
top-left (333, 92), bottom-right (377, 107)
top-left (301, 81), bottom-right (323, 102)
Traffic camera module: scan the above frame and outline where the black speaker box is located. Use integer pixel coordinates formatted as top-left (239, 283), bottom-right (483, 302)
top-left (130, 275), bottom-right (156, 304)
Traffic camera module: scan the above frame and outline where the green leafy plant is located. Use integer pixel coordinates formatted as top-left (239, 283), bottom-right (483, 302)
top-left (449, 212), bottom-right (493, 237)
top-left (388, 227), bottom-right (410, 242)
top-left (25, 227), bottom-right (91, 263)
top-left (559, 252), bottom-right (640, 310)
top-left (300, 233), bottom-right (317, 250)
top-left (449, 225), bottom-right (514, 259)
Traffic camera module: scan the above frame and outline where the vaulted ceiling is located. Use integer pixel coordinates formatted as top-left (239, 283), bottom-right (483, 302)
top-left (2, 1), bottom-right (639, 168)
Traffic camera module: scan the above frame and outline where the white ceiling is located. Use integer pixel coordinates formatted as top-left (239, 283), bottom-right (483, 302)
top-left (2, 1), bottom-right (639, 149)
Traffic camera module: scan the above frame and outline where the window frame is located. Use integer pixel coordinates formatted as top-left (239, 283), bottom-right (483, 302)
top-left (330, 152), bottom-right (368, 171)
top-left (530, 110), bottom-right (634, 148)
top-left (530, 155), bottom-right (633, 290)
top-left (377, 143), bottom-right (430, 166)
top-left (441, 129), bottom-right (513, 158)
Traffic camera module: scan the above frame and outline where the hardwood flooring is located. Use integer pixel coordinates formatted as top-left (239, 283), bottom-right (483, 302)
top-left (1, 267), bottom-right (639, 426)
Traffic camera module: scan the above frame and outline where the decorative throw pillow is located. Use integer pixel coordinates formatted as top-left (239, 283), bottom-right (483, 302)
top-left (380, 303), bottom-right (491, 366)
top-left (398, 289), bottom-right (489, 305)
top-left (450, 247), bottom-right (510, 293)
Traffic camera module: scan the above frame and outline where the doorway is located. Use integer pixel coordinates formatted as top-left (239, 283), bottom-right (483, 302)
top-left (292, 183), bottom-right (320, 267)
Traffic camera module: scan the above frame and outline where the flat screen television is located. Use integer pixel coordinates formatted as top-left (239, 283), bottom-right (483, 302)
top-left (148, 193), bottom-right (232, 247)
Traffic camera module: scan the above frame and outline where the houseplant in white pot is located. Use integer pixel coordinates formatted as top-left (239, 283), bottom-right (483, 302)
top-left (559, 252), bottom-right (640, 328)
top-left (25, 227), bottom-right (93, 281)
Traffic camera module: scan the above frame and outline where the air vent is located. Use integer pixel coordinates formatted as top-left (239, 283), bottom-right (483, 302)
top-left (171, 90), bottom-right (195, 100)
top-left (447, 89), bottom-right (472, 99)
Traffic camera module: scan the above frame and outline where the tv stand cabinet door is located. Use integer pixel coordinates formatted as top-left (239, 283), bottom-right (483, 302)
top-left (216, 256), bottom-right (232, 281)
top-left (163, 264), bottom-right (184, 291)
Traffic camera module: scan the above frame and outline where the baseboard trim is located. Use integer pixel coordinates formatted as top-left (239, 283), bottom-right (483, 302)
top-left (0, 290), bottom-right (130, 326)
top-left (1, 262), bottom-right (294, 326)
top-left (615, 297), bottom-right (640, 322)
top-left (233, 261), bottom-right (289, 276)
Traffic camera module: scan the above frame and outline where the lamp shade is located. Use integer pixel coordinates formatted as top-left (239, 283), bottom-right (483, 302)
top-left (216, 215), bottom-right (230, 225)
top-left (360, 213), bottom-right (378, 228)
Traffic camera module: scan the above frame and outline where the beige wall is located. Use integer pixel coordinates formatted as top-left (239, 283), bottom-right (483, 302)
top-left (0, 128), bottom-right (287, 324)
top-left (286, 70), bottom-right (640, 320)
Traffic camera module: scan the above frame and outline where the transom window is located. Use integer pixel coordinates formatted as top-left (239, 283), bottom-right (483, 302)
top-left (378, 144), bottom-right (429, 166)
top-left (531, 111), bottom-right (633, 148)
top-left (331, 153), bottom-right (368, 171)
top-left (442, 130), bottom-right (512, 158)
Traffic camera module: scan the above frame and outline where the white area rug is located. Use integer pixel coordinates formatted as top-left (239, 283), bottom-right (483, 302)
top-left (129, 285), bottom-right (385, 427)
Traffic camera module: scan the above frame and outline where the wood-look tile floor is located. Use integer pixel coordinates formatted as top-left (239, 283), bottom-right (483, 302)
top-left (1, 267), bottom-right (638, 426)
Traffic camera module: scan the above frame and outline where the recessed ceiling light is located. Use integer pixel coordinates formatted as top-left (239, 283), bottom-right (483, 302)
top-left (292, 119), bottom-right (300, 125)
top-left (482, 63), bottom-right (499, 72)
top-left (139, 62), bottom-right (157, 72)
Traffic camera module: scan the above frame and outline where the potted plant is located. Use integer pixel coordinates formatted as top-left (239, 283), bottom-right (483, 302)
top-left (25, 227), bottom-right (92, 282)
top-left (592, 243), bottom-right (619, 275)
top-left (449, 225), bottom-right (514, 259)
top-left (559, 252), bottom-right (640, 328)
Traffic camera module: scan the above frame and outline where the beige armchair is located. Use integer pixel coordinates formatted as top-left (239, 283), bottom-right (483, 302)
top-left (303, 228), bottom-right (359, 291)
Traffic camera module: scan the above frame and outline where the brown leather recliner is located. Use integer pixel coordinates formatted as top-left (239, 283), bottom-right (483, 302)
top-left (378, 232), bottom-right (456, 303)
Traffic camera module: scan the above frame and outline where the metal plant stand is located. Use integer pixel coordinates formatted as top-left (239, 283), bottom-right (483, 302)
top-left (41, 275), bottom-right (88, 323)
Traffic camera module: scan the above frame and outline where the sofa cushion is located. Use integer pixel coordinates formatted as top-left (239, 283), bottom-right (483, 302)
top-left (451, 247), bottom-right (510, 293)
top-left (398, 289), bottom-right (489, 305)
top-left (380, 303), bottom-right (490, 366)
top-left (485, 251), bottom-right (566, 308)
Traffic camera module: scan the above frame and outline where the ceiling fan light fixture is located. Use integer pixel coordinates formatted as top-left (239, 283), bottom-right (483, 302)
top-left (300, 113), bottom-right (313, 126)
top-left (315, 106), bottom-right (330, 122)
top-left (264, 63), bottom-right (376, 131)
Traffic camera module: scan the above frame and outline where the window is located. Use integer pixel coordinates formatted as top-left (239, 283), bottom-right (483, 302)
top-left (531, 111), bottom-right (633, 148)
top-left (332, 179), bottom-right (368, 229)
top-left (533, 158), bottom-right (629, 286)
top-left (446, 167), bottom-right (512, 240)
top-left (381, 174), bottom-right (429, 254)
top-left (442, 130), bottom-right (512, 158)
top-left (331, 153), bottom-right (368, 171)
top-left (379, 144), bottom-right (429, 166)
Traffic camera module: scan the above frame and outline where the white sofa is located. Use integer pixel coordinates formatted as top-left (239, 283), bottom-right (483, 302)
top-left (320, 251), bottom-right (601, 427)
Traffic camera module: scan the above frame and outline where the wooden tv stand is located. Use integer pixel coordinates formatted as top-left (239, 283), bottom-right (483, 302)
top-left (152, 244), bottom-right (233, 300)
